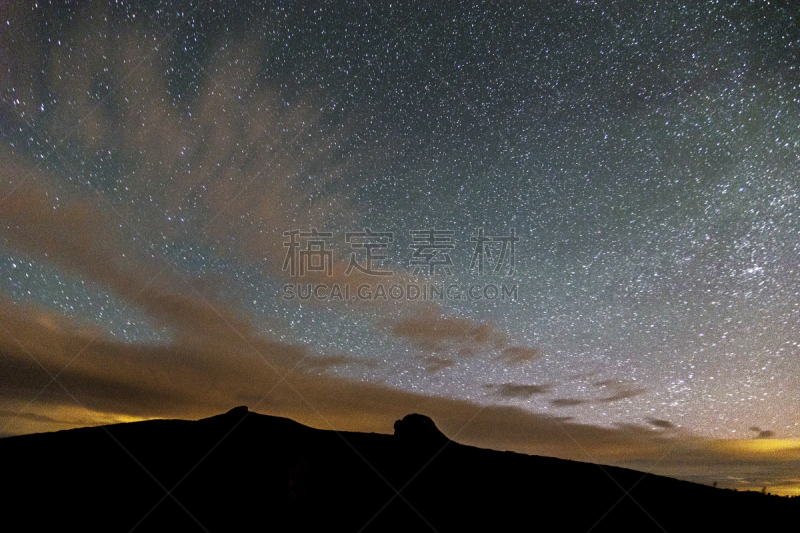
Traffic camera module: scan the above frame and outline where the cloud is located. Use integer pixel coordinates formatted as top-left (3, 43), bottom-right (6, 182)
top-left (419, 356), bottom-right (456, 374)
top-left (485, 383), bottom-right (552, 399)
top-left (1, 14), bottom-right (438, 335)
top-left (647, 418), bottom-right (676, 429)
top-left (389, 310), bottom-right (543, 370)
top-left (0, 149), bottom-right (264, 347)
top-left (750, 427), bottom-right (776, 439)
top-left (549, 380), bottom-right (647, 407)
top-left (391, 314), bottom-right (500, 352)
top-left (499, 346), bottom-right (544, 364)
top-left (2, 12), bottom-right (359, 278)
top-left (593, 379), bottom-right (624, 387)
top-left (593, 379), bottom-right (647, 402)
top-left (0, 409), bottom-right (68, 426)
top-left (0, 152), bottom-right (141, 295)
top-left (551, 398), bottom-right (588, 407)
top-left (0, 295), bottom-right (348, 422)
top-left (598, 387), bottom-right (647, 402)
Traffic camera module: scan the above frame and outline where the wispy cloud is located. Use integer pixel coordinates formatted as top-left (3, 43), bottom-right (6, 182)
top-left (485, 383), bottom-right (552, 399)
top-left (550, 379), bottom-right (647, 407)
top-left (389, 311), bottom-right (543, 368)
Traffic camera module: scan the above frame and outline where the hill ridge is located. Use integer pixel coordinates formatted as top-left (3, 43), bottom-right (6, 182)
top-left (1, 408), bottom-right (795, 532)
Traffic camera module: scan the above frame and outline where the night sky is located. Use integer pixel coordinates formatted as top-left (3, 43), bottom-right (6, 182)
top-left (1, 1), bottom-right (799, 496)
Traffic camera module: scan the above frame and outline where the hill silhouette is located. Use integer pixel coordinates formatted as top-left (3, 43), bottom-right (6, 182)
top-left (0, 407), bottom-right (795, 531)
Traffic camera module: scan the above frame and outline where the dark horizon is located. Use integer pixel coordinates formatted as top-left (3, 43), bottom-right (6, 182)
top-left (2, 406), bottom-right (797, 531)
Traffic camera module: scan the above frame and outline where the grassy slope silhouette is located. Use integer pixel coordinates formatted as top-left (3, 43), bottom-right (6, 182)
top-left (1, 406), bottom-right (796, 532)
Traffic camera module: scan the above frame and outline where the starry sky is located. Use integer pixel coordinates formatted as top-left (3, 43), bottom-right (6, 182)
top-left (1, 1), bottom-right (799, 496)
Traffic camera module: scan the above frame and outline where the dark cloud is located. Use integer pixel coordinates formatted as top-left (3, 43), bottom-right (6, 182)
top-left (499, 347), bottom-right (544, 364)
top-left (420, 356), bottom-right (456, 374)
top-left (599, 387), bottom-right (647, 403)
top-left (551, 398), bottom-right (588, 407)
top-left (485, 383), bottom-right (552, 399)
top-left (593, 379), bottom-right (623, 387)
top-left (647, 418), bottom-right (676, 429)
top-left (550, 381), bottom-right (647, 408)
top-left (593, 379), bottom-right (647, 403)
top-left (749, 427), bottom-right (776, 439)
